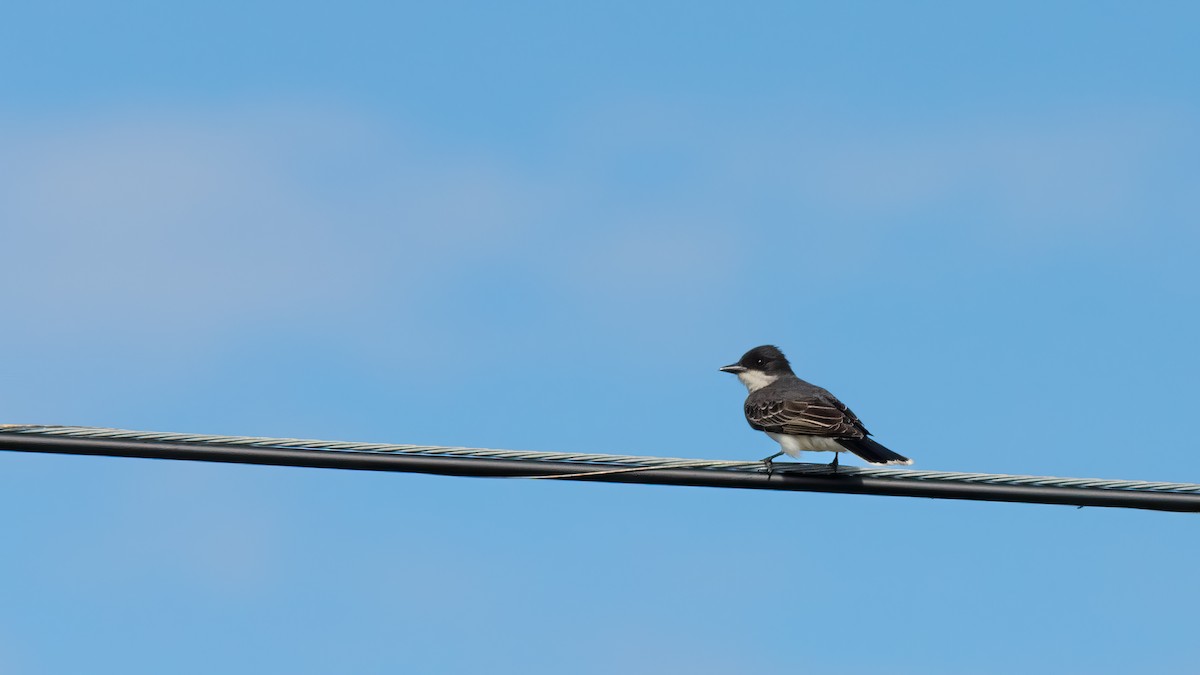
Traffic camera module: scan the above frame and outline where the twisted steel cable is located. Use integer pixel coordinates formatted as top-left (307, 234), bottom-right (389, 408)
top-left (1, 425), bottom-right (1197, 511)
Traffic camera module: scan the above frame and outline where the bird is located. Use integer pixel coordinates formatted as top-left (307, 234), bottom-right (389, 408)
top-left (720, 345), bottom-right (911, 471)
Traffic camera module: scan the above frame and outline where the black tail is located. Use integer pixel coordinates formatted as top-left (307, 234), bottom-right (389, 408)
top-left (837, 437), bottom-right (912, 465)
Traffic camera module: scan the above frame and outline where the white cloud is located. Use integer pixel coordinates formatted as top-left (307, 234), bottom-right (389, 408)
top-left (0, 106), bottom-right (542, 345)
top-left (0, 101), bottom-right (1186, 360)
top-left (748, 109), bottom-right (1180, 241)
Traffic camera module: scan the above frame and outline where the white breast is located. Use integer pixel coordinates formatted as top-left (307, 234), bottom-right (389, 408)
top-left (766, 432), bottom-right (844, 458)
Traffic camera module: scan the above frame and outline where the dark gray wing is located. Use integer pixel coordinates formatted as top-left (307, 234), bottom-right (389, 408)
top-left (745, 395), bottom-right (869, 439)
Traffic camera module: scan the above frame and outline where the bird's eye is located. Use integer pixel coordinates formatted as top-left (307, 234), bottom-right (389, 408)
top-left (754, 358), bottom-right (765, 366)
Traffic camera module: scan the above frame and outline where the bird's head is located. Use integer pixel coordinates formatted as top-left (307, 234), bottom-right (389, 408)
top-left (719, 345), bottom-right (794, 392)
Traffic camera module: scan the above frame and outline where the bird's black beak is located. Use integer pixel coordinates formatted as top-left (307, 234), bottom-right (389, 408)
top-left (719, 363), bottom-right (746, 374)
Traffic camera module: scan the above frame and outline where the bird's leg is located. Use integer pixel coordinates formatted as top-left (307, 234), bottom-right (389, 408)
top-left (760, 451), bottom-right (784, 476)
top-left (829, 453), bottom-right (840, 474)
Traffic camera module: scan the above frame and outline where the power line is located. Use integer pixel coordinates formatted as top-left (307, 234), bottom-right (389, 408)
top-left (1, 425), bottom-right (1197, 513)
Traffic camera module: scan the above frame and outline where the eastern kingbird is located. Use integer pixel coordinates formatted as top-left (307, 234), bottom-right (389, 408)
top-left (720, 345), bottom-right (912, 470)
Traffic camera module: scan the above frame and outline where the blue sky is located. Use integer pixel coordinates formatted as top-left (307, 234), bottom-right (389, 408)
top-left (2, 2), bottom-right (1199, 673)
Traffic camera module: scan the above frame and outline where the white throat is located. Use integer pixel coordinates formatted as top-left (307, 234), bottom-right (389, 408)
top-left (736, 370), bottom-right (778, 393)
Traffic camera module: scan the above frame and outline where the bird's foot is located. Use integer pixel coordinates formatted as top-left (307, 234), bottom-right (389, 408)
top-left (759, 452), bottom-right (784, 478)
top-left (829, 454), bottom-right (840, 474)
